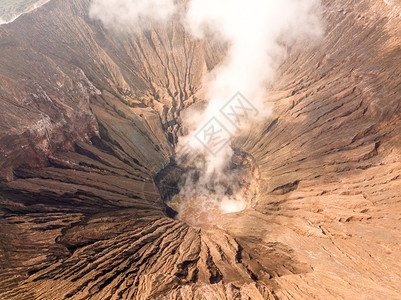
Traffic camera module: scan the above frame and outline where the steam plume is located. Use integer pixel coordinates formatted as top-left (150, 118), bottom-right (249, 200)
top-left (90, 0), bottom-right (323, 222)
top-left (89, 0), bottom-right (176, 30)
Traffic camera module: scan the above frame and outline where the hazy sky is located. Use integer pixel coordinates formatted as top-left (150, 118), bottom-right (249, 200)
top-left (0, 0), bottom-right (50, 24)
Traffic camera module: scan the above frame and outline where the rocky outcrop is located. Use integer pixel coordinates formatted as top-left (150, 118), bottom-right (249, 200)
top-left (1, 0), bottom-right (401, 299)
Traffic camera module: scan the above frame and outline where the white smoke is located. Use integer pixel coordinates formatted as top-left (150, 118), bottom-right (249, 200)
top-left (89, 0), bottom-right (177, 30)
top-left (178, 0), bottom-right (322, 222)
top-left (89, 0), bottom-right (323, 223)
top-left (184, 0), bottom-right (322, 130)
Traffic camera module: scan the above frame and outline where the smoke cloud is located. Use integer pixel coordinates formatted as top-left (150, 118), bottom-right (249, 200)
top-left (90, 0), bottom-right (323, 224)
top-left (89, 0), bottom-right (177, 30)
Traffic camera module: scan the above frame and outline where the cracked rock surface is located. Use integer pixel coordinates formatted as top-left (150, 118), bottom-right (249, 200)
top-left (1, 0), bottom-right (401, 299)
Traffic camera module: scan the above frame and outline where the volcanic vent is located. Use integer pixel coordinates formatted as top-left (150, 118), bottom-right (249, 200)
top-left (156, 149), bottom-right (261, 226)
top-left (1, 0), bottom-right (401, 299)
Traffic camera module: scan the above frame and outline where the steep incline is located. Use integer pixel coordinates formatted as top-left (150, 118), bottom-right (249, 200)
top-left (0, 0), bottom-right (401, 299)
top-left (0, 0), bottom-right (223, 180)
top-left (232, 0), bottom-right (401, 297)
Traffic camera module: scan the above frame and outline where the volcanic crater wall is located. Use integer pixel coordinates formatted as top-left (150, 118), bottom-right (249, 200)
top-left (1, 0), bottom-right (401, 299)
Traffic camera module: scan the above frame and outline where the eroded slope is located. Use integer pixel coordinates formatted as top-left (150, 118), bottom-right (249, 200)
top-left (0, 0), bottom-right (401, 299)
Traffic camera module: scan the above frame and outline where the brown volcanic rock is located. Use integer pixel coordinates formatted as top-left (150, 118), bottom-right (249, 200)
top-left (1, 0), bottom-right (401, 299)
top-left (0, 0), bottom-right (222, 181)
top-left (230, 0), bottom-right (401, 298)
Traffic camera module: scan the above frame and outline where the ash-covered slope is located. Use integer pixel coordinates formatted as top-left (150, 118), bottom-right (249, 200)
top-left (1, 0), bottom-right (401, 299)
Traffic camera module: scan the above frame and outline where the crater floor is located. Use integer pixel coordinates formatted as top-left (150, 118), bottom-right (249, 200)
top-left (157, 149), bottom-right (260, 227)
